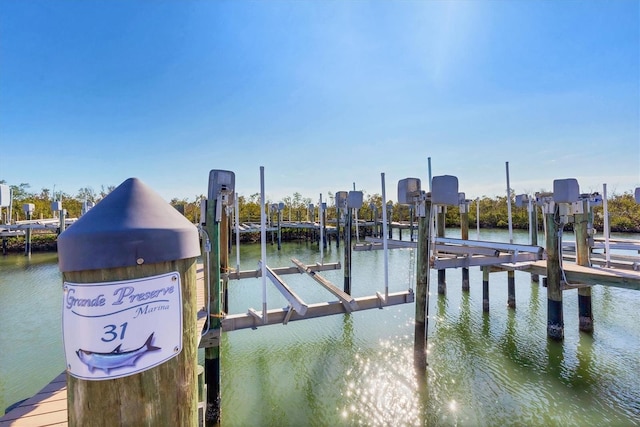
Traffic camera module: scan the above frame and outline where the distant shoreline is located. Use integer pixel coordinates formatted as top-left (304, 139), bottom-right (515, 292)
top-left (2, 225), bottom-right (639, 255)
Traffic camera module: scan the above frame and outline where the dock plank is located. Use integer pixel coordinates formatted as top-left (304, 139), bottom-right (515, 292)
top-left (499, 260), bottom-right (640, 290)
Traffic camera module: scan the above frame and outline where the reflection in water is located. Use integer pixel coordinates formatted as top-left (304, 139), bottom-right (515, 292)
top-left (3, 235), bottom-right (640, 426)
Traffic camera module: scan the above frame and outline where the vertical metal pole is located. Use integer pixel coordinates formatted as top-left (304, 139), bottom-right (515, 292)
top-left (506, 162), bottom-right (513, 244)
top-left (427, 157), bottom-right (432, 192)
top-left (235, 193), bottom-right (240, 274)
top-left (603, 183), bottom-right (611, 268)
top-left (260, 167), bottom-right (267, 324)
top-left (320, 194), bottom-right (325, 263)
top-left (476, 197), bottom-right (480, 240)
top-left (381, 173), bottom-right (389, 299)
top-left (505, 162), bottom-right (515, 308)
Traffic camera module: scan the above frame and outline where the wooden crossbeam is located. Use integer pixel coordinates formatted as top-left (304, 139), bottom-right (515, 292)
top-left (263, 263), bottom-right (308, 316)
top-left (291, 258), bottom-right (358, 312)
top-left (225, 261), bottom-right (341, 280)
top-left (219, 290), bottom-right (414, 333)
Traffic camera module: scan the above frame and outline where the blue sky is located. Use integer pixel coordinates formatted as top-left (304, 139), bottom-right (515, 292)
top-left (1, 0), bottom-right (638, 204)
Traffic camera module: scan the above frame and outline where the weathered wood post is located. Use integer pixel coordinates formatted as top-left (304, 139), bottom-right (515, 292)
top-left (398, 178), bottom-right (429, 370)
top-left (321, 202), bottom-right (327, 250)
top-left (529, 198), bottom-right (540, 282)
top-left (575, 197), bottom-right (593, 332)
top-left (23, 203), bottom-right (34, 257)
top-left (344, 205), bottom-right (352, 294)
top-left (335, 205), bottom-right (341, 248)
top-left (415, 197), bottom-right (430, 368)
top-left (60, 209), bottom-right (67, 234)
top-left (482, 266), bottom-right (490, 312)
top-left (221, 201), bottom-right (230, 315)
top-left (344, 191), bottom-right (363, 295)
top-left (437, 206), bottom-right (446, 294)
top-left (277, 203), bottom-right (282, 251)
top-left (204, 170), bottom-right (235, 426)
top-left (58, 177), bottom-right (201, 427)
top-left (459, 194), bottom-right (470, 292)
top-left (371, 204), bottom-right (378, 238)
top-left (545, 199), bottom-right (563, 340)
top-left (409, 206), bottom-right (414, 242)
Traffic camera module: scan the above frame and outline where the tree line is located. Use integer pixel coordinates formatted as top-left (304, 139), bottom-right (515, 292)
top-left (2, 180), bottom-right (639, 233)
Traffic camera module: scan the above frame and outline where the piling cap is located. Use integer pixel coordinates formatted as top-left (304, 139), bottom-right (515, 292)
top-left (58, 178), bottom-right (200, 272)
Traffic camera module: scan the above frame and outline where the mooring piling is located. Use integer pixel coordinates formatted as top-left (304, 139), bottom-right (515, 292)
top-left (575, 197), bottom-right (593, 332)
top-left (204, 170), bottom-right (235, 426)
top-left (414, 189), bottom-right (430, 370)
top-left (437, 206), bottom-right (446, 295)
top-left (23, 203), bottom-right (34, 257)
top-left (482, 266), bottom-right (490, 312)
top-left (57, 177), bottom-right (201, 427)
top-left (545, 200), bottom-right (564, 340)
top-left (529, 197), bottom-right (540, 282)
top-left (459, 195), bottom-right (470, 292)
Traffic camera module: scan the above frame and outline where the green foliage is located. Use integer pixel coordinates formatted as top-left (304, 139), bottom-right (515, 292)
top-left (2, 180), bottom-right (639, 233)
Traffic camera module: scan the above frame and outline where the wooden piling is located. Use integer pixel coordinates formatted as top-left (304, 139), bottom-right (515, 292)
top-left (57, 178), bottom-right (201, 427)
top-left (414, 199), bottom-right (431, 370)
top-left (507, 270), bottom-right (516, 308)
top-left (530, 201), bottom-right (540, 282)
top-left (460, 201), bottom-right (470, 292)
top-left (59, 209), bottom-right (67, 234)
top-left (546, 204), bottom-right (564, 340)
top-left (410, 206), bottom-right (415, 242)
top-left (221, 206), bottom-right (230, 315)
top-left (575, 199), bottom-right (593, 332)
top-left (344, 207), bottom-right (352, 294)
top-left (437, 206), bottom-right (446, 295)
top-left (277, 208), bottom-right (282, 250)
top-left (322, 205), bottom-right (327, 250)
top-left (336, 208), bottom-right (341, 248)
top-left (204, 195), bottom-right (222, 426)
top-left (24, 211), bottom-right (32, 257)
top-left (482, 266), bottom-right (490, 312)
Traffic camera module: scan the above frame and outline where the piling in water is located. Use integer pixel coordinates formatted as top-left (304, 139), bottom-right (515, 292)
top-left (437, 207), bottom-right (446, 295)
top-left (575, 199), bottom-right (593, 332)
top-left (545, 204), bottom-right (564, 340)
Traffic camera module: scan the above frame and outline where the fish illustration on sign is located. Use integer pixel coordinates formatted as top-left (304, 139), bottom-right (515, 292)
top-left (76, 333), bottom-right (161, 374)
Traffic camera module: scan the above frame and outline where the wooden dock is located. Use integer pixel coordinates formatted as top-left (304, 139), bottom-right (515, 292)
top-left (497, 260), bottom-right (640, 290)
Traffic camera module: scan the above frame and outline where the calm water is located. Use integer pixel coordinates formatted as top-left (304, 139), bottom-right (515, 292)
top-left (1, 229), bottom-right (639, 426)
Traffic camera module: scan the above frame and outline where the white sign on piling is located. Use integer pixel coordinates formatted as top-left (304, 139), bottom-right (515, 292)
top-left (62, 271), bottom-right (183, 380)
